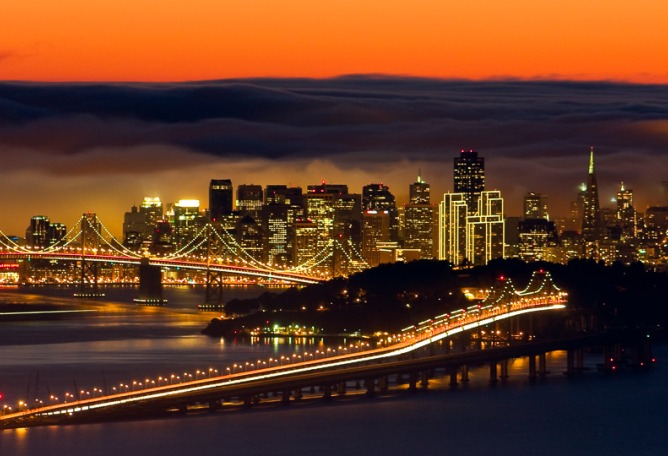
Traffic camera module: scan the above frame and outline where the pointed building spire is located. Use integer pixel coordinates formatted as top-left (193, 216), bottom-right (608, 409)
top-left (588, 146), bottom-right (595, 175)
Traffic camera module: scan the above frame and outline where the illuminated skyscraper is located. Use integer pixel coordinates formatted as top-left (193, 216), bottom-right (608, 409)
top-left (172, 200), bottom-right (202, 248)
top-left (466, 191), bottom-right (505, 266)
top-left (27, 216), bottom-right (50, 249)
top-left (304, 183), bottom-right (348, 275)
top-left (209, 179), bottom-right (233, 221)
top-left (123, 206), bottom-right (151, 249)
top-left (454, 149), bottom-right (485, 213)
top-left (362, 183), bottom-right (399, 241)
top-left (616, 182), bottom-right (636, 240)
top-left (582, 147), bottom-right (601, 247)
top-left (362, 210), bottom-right (390, 267)
top-left (524, 192), bottom-right (549, 220)
top-left (439, 190), bottom-right (504, 266)
top-left (439, 193), bottom-right (468, 265)
top-left (140, 197), bottom-right (163, 226)
top-left (262, 203), bottom-right (290, 267)
top-left (236, 184), bottom-right (263, 222)
top-left (404, 174), bottom-right (434, 259)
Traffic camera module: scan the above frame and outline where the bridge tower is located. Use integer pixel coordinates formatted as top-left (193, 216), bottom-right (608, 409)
top-left (78, 213), bottom-right (103, 297)
top-left (203, 223), bottom-right (224, 310)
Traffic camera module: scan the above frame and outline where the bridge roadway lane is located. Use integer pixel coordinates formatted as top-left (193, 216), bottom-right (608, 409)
top-left (0, 252), bottom-right (321, 285)
top-left (1, 300), bottom-right (567, 429)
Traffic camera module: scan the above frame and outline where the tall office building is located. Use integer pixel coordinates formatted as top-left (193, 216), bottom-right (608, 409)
top-left (362, 210), bottom-right (391, 267)
top-left (262, 203), bottom-right (290, 266)
top-left (209, 179), bottom-right (233, 221)
top-left (439, 193), bottom-right (468, 265)
top-left (304, 183), bottom-right (348, 275)
top-left (172, 200), bottom-right (202, 249)
top-left (123, 206), bottom-right (152, 249)
top-left (454, 149), bottom-right (485, 213)
top-left (27, 216), bottom-right (50, 249)
top-left (404, 174), bottom-right (434, 259)
top-left (616, 182), bottom-right (636, 240)
top-left (439, 190), bottom-right (504, 266)
top-left (362, 183), bottom-right (399, 241)
top-left (582, 147), bottom-right (602, 246)
top-left (466, 191), bottom-right (505, 266)
top-left (236, 184), bottom-right (264, 222)
top-left (140, 197), bottom-right (163, 226)
top-left (332, 193), bottom-right (362, 276)
top-left (524, 192), bottom-right (549, 220)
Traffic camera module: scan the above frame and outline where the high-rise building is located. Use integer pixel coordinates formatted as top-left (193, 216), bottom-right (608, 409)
top-left (466, 191), bottom-right (505, 266)
top-left (439, 190), bottom-right (504, 266)
top-left (362, 183), bottom-right (399, 241)
top-left (332, 193), bottom-right (362, 276)
top-left (293, 220), bottom-right (318, 269)
top-left (582, 147), bottom-right (601, 246)
top-left (304, 183), bottom-right (348, 275)
top-left (172, 200), bottom-right (203, 249)
top-left (123, 205), bottom-right (152, 249)
top-left (454, 149), bottom-right (485, 213)
top-left (439, 193), bottom-right (468, 265)
top-left (262, 203), bottom-right (290, 266)
top-left (616, 182), bottom-right (636, 240)
top-left (524, 192), bottom-right (549, 220)
top-left (27, 216), bottom-right (50, 249)
top-left (236, 184), bottom-right (264, 222)
top-left (140, 197), bottom-right (163, 226)
top-left (404, 174), bottom-right (434, 259)
top-left (362, 210), bottom-right (391, 267)
top-left (209, 179), bottom-right (233, 221)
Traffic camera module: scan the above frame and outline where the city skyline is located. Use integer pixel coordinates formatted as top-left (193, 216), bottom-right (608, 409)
top-left (1, 78), bottom-right (668, 237)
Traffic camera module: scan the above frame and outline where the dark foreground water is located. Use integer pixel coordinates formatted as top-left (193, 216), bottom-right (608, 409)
top-left (1, 286), bottom-right (666, 456)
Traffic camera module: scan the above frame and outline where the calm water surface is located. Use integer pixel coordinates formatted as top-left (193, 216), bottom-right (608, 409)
top-left (1, 286), bottom-right (666, 455)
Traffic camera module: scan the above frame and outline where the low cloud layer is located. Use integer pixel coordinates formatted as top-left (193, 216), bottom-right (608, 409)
top-left (1, 76), bottom-right (667, 235)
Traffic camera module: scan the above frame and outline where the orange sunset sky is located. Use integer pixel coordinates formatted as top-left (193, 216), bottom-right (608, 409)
top-left (3, 0), bottom-right (668, 82)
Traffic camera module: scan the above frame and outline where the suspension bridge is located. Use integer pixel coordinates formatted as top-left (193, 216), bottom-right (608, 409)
top-left (0, 213), bottom-right (368, 305)
top-left (0, 270), bottom-right (592, 429)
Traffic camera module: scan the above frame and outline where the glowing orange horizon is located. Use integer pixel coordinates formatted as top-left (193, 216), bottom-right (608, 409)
top-left (3, 1), bottom-right (668, 83)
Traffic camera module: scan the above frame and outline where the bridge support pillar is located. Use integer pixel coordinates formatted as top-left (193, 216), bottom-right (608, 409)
top-left (449, 370), bottom-right (458, 388)
top-left (576, 348), bottom-right (584, 371)
top-left (408, 373), bottom-right (417, 391)
top-left (420, 370), bottom-right (429, 389)
top-left (294, 388), bottom-right (302, 401)
top-left (336, 382), bottom-right (346, 395)
top-left (529, 355), bottom-right (537, 379)
top-left (489, 361), bottom-right (498, 384)
top-left (460, 365), bottom-right (469, 382)
top-left (538, 353), bottom-right (547, 377)
top-left (365, 378), bottom-right (375, 397)
top-left (282, 390), bottom-right (291, 405)
top-left (243, 395), bottom-right (252, 408)
top-left (208, 399), bottom-right (222, 412)
top-left (500, 359), bottom-right (509, 379)
top-left (379, 376), bottom-right (389, 394)
top-left (322, 385), bottom-right (332, 400)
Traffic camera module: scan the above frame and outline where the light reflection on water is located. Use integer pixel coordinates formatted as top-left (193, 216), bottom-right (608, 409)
top-left (1, 286), bottom-right (666, 455)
